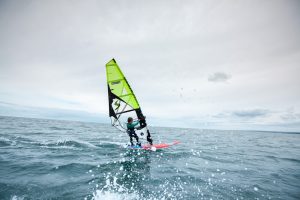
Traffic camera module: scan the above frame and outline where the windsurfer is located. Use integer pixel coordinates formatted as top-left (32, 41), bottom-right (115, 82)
top-left (127, 117), bottom-right (141, 146)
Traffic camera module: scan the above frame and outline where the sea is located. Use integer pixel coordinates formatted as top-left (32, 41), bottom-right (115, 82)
top-left (0, 116), bottom-right (299, 200)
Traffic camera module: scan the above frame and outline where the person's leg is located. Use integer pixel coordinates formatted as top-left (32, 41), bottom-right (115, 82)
top-left (133, 132), bottom-right (141, 146)
top-left (128, 130), bottom-right (134, 146)
top-left (129, 135), bottom-right (134, 146)
top-left (146, 130), bottom-right (153, 145)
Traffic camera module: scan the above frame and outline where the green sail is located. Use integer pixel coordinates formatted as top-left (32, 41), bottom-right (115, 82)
top-left (106, 59), bottom-right (140, 110)
top-left (105, 58), bottom-right (147, 132)
top-left (105, 58), bottom-right (153, 144)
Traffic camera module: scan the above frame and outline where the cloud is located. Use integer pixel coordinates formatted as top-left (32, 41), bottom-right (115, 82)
top-left (212, 109), bottom-right (270, 120)
top-left (232, 109), bottom-right (269, 118)
top-left (280, 108), bottom-right (300, 121)
top-left (0, 1), bottom-right (300, 132)
top-left (208, 72), bottom-right (231, 82)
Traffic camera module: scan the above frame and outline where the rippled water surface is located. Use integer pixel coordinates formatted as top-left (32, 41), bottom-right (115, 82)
top-left (0, 116), bottom-right (299, 199)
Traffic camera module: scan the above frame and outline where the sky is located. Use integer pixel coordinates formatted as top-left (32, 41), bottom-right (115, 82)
top-left (0, 0), bottom-right (300, 132)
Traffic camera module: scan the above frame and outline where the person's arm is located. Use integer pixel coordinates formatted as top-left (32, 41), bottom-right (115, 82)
top-left (132, 121), bottom-right (139, 127)
top-left (127, 121), bottom-right (139, 129)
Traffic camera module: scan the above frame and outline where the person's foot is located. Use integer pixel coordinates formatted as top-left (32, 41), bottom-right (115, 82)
top-left (137, 142), bottom-right (141, 147)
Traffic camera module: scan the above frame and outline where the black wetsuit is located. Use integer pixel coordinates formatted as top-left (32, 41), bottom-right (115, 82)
top-left (127, 121), bottom-right (140, 146)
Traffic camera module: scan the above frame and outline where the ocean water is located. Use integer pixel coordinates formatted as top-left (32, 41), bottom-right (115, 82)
top-left (0, 116), bottom-right (299, 200)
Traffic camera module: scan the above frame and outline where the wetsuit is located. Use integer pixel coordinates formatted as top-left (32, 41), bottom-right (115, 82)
top-left (127, 121), bottom-right (140, 146)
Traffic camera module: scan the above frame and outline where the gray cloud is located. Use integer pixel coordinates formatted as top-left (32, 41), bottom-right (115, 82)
top-left (232, 109), bottom-right (269, 118)
top-left (280, 108), bottom-right (300, 121)
top-left (212, 109), bottom-right (269, 119)
top-left (208, 72), bottom-right (231, 82)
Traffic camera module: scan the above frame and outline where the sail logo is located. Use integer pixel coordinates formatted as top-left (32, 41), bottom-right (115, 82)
top-left (111, 81), bottom-right (121, 85)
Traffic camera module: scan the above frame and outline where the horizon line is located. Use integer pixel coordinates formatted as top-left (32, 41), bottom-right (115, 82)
top-left (1, 114), bottom-right (299, 135)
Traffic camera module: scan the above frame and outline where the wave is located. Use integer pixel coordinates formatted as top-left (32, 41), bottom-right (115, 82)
top-left (0, 137), bottom-right (15, 147)
top-left (11, 195), bottom-right (25, 200)
top-left (49, 126), bottom-right (73, 131)
top-left (96, 141), bottom-right (124, 149)
top-left (41, 139), bottom-right (98, 149)
top-left (52, 162), bottom-right (95, 172)
top-left (92, 190), bottom-right (138, 200)
top-left (0, 135), bottom-right (98, 150)
top-left (279, 157), bottom-right (300, 164)
top-left (13, 136), bottom-right (37, 145)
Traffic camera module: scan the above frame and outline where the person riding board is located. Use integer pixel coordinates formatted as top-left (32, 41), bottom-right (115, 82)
top-left (127, 117), bottom-right (141, 146)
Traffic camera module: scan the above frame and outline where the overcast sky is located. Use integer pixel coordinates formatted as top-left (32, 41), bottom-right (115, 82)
top-left (0, 0), bottom-right (300, 131)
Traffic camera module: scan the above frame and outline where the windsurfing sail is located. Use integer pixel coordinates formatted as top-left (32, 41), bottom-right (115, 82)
top-left (105, 59), bottom-right (151, 138)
